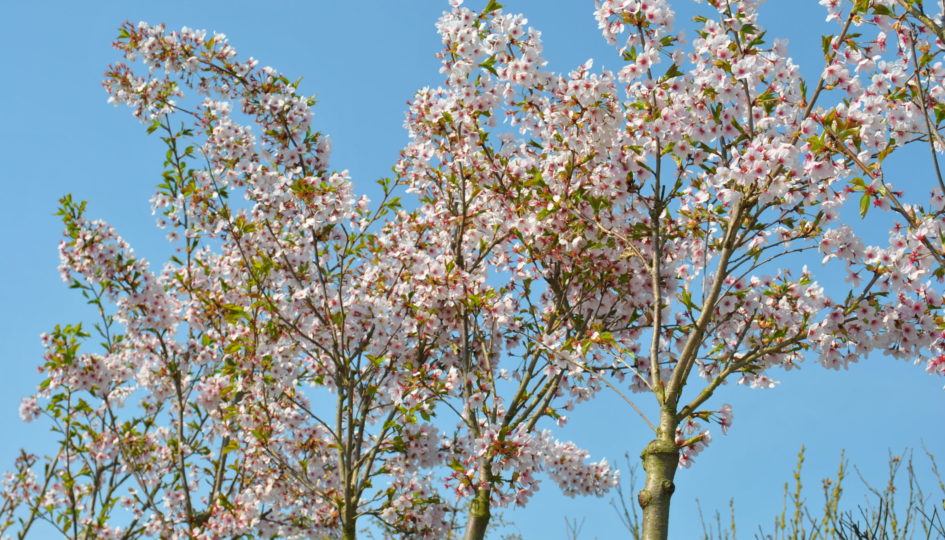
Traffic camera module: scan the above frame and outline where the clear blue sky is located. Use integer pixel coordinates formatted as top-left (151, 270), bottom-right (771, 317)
top-left (2, 1), bottom-right (943, 538)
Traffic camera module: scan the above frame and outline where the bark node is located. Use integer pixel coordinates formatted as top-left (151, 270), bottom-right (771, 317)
top-left (638, 437), bottom-right (679, 540)
top-left (463, 486), bottom-right (491, 540)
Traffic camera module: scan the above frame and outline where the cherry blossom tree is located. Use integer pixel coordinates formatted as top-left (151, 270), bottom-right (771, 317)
top-left (399, 0), bottom-right (945, 538)
top-left (15, 23), bottom-right (465, 536)
top-left (6, 1), bottom-right (945, 539)
top-left (3, 9), bottom-right (618, 540)
top-left (5, 21), bottom-right (465, 538)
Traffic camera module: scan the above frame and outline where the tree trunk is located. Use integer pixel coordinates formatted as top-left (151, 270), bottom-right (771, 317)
top-left (463, 485), bottom-right (491, 540)
top-left (463, 467), bottom-right (492, 540)
top-left (341, 518), bottom-right (357, 540)
top-left (638, 412), bottom-right (680, 540)
top-left (341, 496), bottom-right (358, 540)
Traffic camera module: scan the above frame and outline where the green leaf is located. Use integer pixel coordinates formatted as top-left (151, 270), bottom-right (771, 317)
top-left (740, 24), bottom-right (758, 37)
top-left (935, 103), bottom-right (945, 125)
top-left (859, 192), bottom-right (870, 217)
top-left (222, 303), bottom-right (246, 324)
top-left (479, 55), bottom-right (498, 76)
top-left (483, 0), bottom-right (503, 13)
top-left (822, 35), bottom-right (834, 57)
top-left (680, 289), bottom-right (697, 310)
top-left (221, 439), bottom-right (239, 455)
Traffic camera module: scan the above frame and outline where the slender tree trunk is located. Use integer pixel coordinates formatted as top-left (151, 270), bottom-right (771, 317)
top-left (463, 486), bottom-right (491, 540)
top-left (638, 411), bottom-right (680, 540)
top-left (463, 462), bottom-right (493, 540)
top-left (341, 515), bottom-right (357, 540)
top-left (341, 471), bottom-right (357, 540)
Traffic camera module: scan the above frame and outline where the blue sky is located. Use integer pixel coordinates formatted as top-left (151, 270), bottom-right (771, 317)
top-left (2, 1), bottom-right (944, 538)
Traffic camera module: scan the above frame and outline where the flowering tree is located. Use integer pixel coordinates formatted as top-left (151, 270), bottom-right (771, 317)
top-left (5, 1), bottom-right (945, 539)
top-left (400, 0), bottom-right (945, 538)
top-left (13, 24), bottom-right (465, 537)
top-left (3, 7), bottom-right (618, 540)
